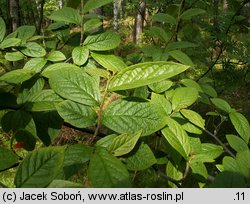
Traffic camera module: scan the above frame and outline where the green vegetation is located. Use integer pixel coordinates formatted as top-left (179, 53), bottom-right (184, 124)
top-left (0, 0), bottom-right (249, 188)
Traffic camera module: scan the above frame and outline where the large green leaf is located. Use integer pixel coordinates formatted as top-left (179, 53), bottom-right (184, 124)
top-left (42, 63), bottom-right (78, 78)
top-left (180, 8), bottom-right (206, 20)
top-left (226, 134), bottom-right (248, 152)
top-left (162, 117), bottom-right (191, 160)
top-left (0, 38), bottom-right (21, 49)
top-left (16, 26), bottom-right (36, 43)
top-left (5, 51), bottom-right (24, 61)
top-left (166, 161), bottom-right (183, 187)
top-left (211, 98), bottom-right (232, 113)
top-left (229, 112), bottom-right (250, 142)
top-left (47, 51), bottom-right (66, 62)
top-left (33, 111), bottom-right (63, 146)
top-left (84, 19), bottom-right (103, 33)
top-left (0, 17), bottom-right (6, 42)
top-left (56, 100), bottom-right (97, 128)
top-left (180, 78), bottom-right (203, 92)
top-left (83, 0), bottom-right (113, 12)
top-left (49, 7), bottom-right (81, 25)
top-left (91, 52), bottom-right (127, 72)
top-left (64, 144), bottom-right (93, 166)
top-left (84, 31), bottom-right (120, 51)
top-left (17, 77), bottom-right (45, 104)
top-left (15, 147), bottom-right (65, 187)
top-left (25, 90), bottom-right (63, 112)
top-left (200, 84), bottom-right (217, 97)
top-left (190, 162), bottom-right (208, 179)
top-left (95, 134), bottom-right (118, 149)
top-left (172, 87), bottom-right (199, 111)
top-left (108, 131), bottom-right (142, 156)
top-left (180, 109), bottom-right (205, 129)
top-left (168, 50), bottom-right (194, 67)
top-left (166, 41), bottom-right (197, 51)
top-left (1, 110), bottom-right (37, 137)
top-left (152, 13), bottom-right (176, 25)
top-left (125, 143), bottom-right (157, 171)
top-left (151, 93), bottom-right (172, 115)
top-left (102, 99), bottom-right (166, 136)
top-left (0, 147), bottom-right (19, 171)
top-left (48, 67), bottom-right (100, 106)
top-left (0, 69), bottom-right (35, 84)
top-left (21, 42), bottom-right (46, 57)
top-left (88, 147), bottom-right (131, 187)
top-left (109, 62), bottom-right (189, 91)
top-left (23, 58), bottom-right (47, 73)
top-left (72, 46), bottom-right (89, 66)
top-left (148, 80), bottom-right (173, 93)
top-left (47, 180), bottom-right (83, 188)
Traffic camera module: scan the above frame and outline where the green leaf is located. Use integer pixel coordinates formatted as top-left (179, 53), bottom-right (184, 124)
top-left (88, 147), bottom-right (131, 187)
top-left (91, 52), bottom-right (127, 72)
top-left (25, 90), bottom-right (63, 112)
top-left (109, 62), bottom-right (189, 91)
top-left (49, 7), bottom-right (81, 25)
top-left (182, 122), bottom-right (202, 134)
top-left (166, 41), bottom-right (197, 51)
top-left (151, 93), bottom-right (172, 115)
top-left (172, 87), bottom-right (199, 111)
top-left (21, 42), bottom-right (46, 57)
top-left (15, 147), bottom-right (65, 187)
top-left (23, 58), bottom-right (47, 73)
top-left (95, 134), bottom-right (118, 149)
top-left (17, 77), bottom-right (45, 104)
top-left (56, 100), bottom-right (97, 128)
top-left (84, 19), bottom-right (103, 32)
top-left (125, 143), bottom-right (157, 171)
top-left (0, 17), bottom-right (6, 42)
top-left (229, 112), bottom-right (250, 142)
top-left (42, 63), bottom-right (78, 78)
top-left (236, 150), bottom-right (250, 177)
top-left (180, 109), bottom-right (205, 129)
top-left (222, 156), bottom-right (239, 173)
top-left (16, 26), bottom-right (36, 43)
top-left (102, 99), bottom-right (166, 136)
top-left (0, 38), bottom-right (21, 49)
top-left (226, 134), bottom-right (249, 152)
top-left (1, 110), bottom-right (37, 137)
top-left (47, 51), bottom-right (66, 62)
top-left (166, 161), bottom-right (183, 187)
top-left (148, 80), bottom-right (173, 93)
top-left (200, 84), bottom-right (217, 97)
top-left (180, 79), bottom-right (203, 92)
top-left (152, 13), bottom-right (176, 25)
top-left (108, 131), bottom-right (142, 156)
top-left (211, 98), bottom-right (232, 113)
top-left (190, 162), bottom-right (208, 179)
top-left (84, 31), bottom-right (120, 51)
top-left (210, 171), bottom-right (247, 188)
top-left (72, 46), bottom-right (89, 66)
top-left (64, 144), bottom-right (93, 166)
top-left (15, 129), bottom-right (36, 151)
top-left (147, 26), bottom-right (171, 42)
top-left (83, 0), bottom-right (113, 13)
top-left (0, 69), bottom-right (35, 84)
top-left (162, 117), bottom-right (191, 160)
top-left (180, 8), bottom-right (206, 20)
top-left (48, 67), bottom-right (100, 106)
top-left (168, 50), bottom-right (194, 67)
top-left (0, 146), bottom-right (19, 171)
top-left (47, 180), bottom-right (83, 188)
top-left (33, 111), bottom-right (63, 146)
top-left (5, 52), bottom-right (24, 61)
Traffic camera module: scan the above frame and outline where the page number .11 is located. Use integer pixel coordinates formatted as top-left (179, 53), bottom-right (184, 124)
top-left (235, 192), bottom-right (245, 201)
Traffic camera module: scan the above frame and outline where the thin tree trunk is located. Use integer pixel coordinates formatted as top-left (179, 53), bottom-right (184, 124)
top-left (134, 0), bottom-right (146, 44)
top-left (37, 0), bottom-right (45, 34)
top-left (113, 0), bottom-right (119, 31)
top-left (213, 0), bottom-right (219, 27)
top-left (223, 0), bottom-right (228, 13)
top-left (9, 0), bottom-right (21, 32)
top-left (119, 0), bottom-right (125, 19)
top-left (58, 0), bottom-right (63, 9)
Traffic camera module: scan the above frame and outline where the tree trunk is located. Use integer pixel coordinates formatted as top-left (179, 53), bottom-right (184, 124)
top-left (223, 0), bottom-right (228, 13)
top-left (119, 0), bottom-right (125, 19)
top-left (58, 0), bottom-right (63, 9)
top-left (134, 0), bottom-right (146, 44)
top-left (37, 0), bottom-right (45, 34)
top-left (113, 0), bottom-right (119, 31)
top-left (9, 0), bottom-right (20, 32)
top-left (213, 0), bottom-right (219, 27)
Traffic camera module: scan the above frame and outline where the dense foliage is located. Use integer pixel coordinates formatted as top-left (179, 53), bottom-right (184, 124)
top-left (0, 0), bottom-right (249, 188)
